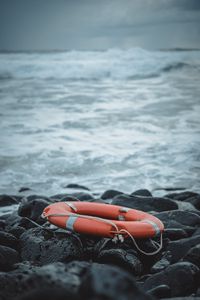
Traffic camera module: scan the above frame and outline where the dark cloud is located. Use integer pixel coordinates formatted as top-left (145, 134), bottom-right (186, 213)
top-left (0, 0), bottom-right (200, 50)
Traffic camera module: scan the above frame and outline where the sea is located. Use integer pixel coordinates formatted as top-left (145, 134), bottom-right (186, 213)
top-left (0, 48), bottom-right (200, 196)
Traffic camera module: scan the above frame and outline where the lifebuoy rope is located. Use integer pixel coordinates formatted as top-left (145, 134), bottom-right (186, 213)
top-left (42, 206), bottom-right (163, 256)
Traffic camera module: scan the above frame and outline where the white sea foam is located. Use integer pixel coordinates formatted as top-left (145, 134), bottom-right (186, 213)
top-left (0, 48), bottom-right (200, 195)
top-left (0, 48), bottom-right (199, 81)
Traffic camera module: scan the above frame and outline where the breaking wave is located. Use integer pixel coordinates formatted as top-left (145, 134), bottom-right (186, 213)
top-left (0, 48), bottom-right (199, 81)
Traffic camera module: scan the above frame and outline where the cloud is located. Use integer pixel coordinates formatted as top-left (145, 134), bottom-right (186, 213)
top-left (0, 0), bottom-right (199, 50)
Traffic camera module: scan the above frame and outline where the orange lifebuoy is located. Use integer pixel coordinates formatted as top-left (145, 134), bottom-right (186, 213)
top-left (42, 201), bottom-right (164, 239)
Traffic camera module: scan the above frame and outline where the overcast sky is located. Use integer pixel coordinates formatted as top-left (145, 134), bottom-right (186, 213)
top-left (0, 0), bottom-right (200, 51)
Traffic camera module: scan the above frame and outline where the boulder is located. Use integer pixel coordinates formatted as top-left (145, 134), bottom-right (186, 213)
top-left (131, 189), bottom-right (152, 197)
top-left (147, 284), bottom-right (171, 298)
top-left (101, 189), bottom-right (124, 200)
top-left (166, 235), bottom-right (200, 263)
top-left (143, 262), bottom-right (199, 297)
top-left (151, 252), bottom-right (172, 273)
top-left (183, 244), bottom-right (200, 268)
top-left (20, 228), bottom-right (83, 265)
top-left (97, 248), bottom-right (143, 275)
top-left (155, 210), bottom-right (200, 227)
top-left (163, 228), bottom-right (188, 240)
top-left (18, 199), bottom-right (50, 223)
top-left (80, 263), bottom-right (153, 300)
top-left (112, 194), bottom-right (178, 212)
top-left (0, 261), bottom-right (89, 299)
top-left (50, 192), bottom-right (94, 202)
top-left (64, 183), bottom-right (90, 191)
top-left (0, 194), bottom-right (21, 206)
top-left (0, 231), bottom-right (18, 249)
top-left (18, 187), bottom-right (32, 193)
top-left (164, 191), bottom-right (199, 201)
top-left (0, 245), bottom-right (19, 271)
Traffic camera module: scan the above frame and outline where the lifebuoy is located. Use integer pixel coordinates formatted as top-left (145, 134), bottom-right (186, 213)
top-left (42, 201), bottom-right (164, 239)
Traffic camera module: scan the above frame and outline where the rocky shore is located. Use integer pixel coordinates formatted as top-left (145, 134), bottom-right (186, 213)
top-left (0, 187), bottom-right (200, 300)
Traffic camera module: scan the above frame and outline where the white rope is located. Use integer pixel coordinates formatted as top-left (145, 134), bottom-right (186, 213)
top-left (118, 229), bottom-right (163, 256)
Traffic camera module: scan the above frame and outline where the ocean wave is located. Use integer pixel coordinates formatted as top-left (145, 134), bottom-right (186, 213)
top-left (0, 48), bottom-right (199, 81)
top-left (0, 72), bottom-right (13, 80)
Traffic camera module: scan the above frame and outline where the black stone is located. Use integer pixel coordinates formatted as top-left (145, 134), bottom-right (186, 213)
top-left (155, 210), bottom-right (200, 227)
top-left (0, 261), bottom-right (89, 300)
top-left (0, 194), bottom-right (20, 206)
top-left (50, 192), bottom-right (94, 202)
top-left (15, 287), bottom-right (79, 300)
top-left (166, 235), bottom-right (200, 263)
top-left (0, 245), bottom-right (19, 271)
top-left (64, 183), bottom-right (90, 191)
top-left (80, 263), bottom-right (153, 300)
top-left (18, 199), bottom-right (50, 223)
top-left (8, 226), bottom-right (26, 238)
top-left (18, 187), bottom-right (32, 193)
top-left (143, 262), bottom-right (199, 297)
top-left (161, 219), bottom-right (195, 236)
top-left (151, 252), bottom-right (172, 273)
top-left (163, 228), bottom-right (188, 240)
top-left (164, 191), bottom-right (199, 201)
top-left (20, 228), bottom-right (83, 265)
top-left (183, 244), bottom-right (200, 268)
top-left (0, 219), bottom-right (5, 229)
top-left (97, 248), bottom-right (143, 275)
top-left (23, 194), bottom-right (50, 202)
top-left (0, 231), bottom-right (18, 249)
top-left (131, 189), bottom-right (152, 197)
top-left (147, 284), bottom-right (171, 298)
top-left (101, 189), bottom-right (124, 200)
top-left (112, 194), bottom-right (178, 212)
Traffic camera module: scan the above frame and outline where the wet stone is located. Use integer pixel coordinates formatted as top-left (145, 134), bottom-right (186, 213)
top-left (7, 226), bottom-right (26, 238)
top-left (0, 194), bottom-right (21, 206)
top-left (150, 252), bottom-right (172, 273)
top-left (112, 194), bottom-right (178, 212)
top-left (0, 261), bottom-right (89, 300)
top-left (164, 191), bottom-right (199, 201)
top-left (143, 262), bottom-right (199, 297)
top-left (97, 248), bottom-right (143, 275)
top-left (154, 210), bottom-right (200, 227)
top-left (0, 231), bottom-right (19, 250)
top-left (147, 284), bottom-right (171, 299)
top-left (18, 187), bottom-right (32, 193)
top-left (183, 244), bottom-right (200, 268)
top-left (0, 245), bottom-right (20, 271)
top-left (131, 189), bottom-right (152, 197)
top-left (163, 228), bottom-right (188, 240)
top-left (50, 192), bottom-right (94, 202)
top-left (166, 235), bottom-right (200, 263)
top-left (18, 199), bottom-right (50, 223)
top-left (101, 189), bottom-right (124, 200)
top-left (0, 219), bottom-right (5, 229)
top-left (64, 183), bottom-right (90, 191)
top-left (20, 228), bottom-right (83, 265)
top-left (79, 263), bottom-right (153, 300)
